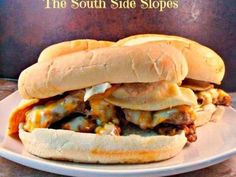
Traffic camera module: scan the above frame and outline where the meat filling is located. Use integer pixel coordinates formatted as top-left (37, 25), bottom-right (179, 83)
top-left (61, 115), bottom-right (96, 133)
top-left (23, 83), bottom-right (231, 144)
top-left (156, 123), bottom-right (197, 143)
top-left (95, 123), bottom-right (121, 136)
top-left (123, 106), bottom-right (195, 129)
top-left (197, 88), bottom-right (231, 106)
top-left (24, 92), bottom-right (85, 132)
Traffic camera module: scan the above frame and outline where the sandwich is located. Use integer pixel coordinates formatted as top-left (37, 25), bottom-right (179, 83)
top-left (38, 39), bottom-right (114, 62)
top-left (7, 36), bottom-right (231, 164)
top-left (115, 34), bottom-right (232, 126)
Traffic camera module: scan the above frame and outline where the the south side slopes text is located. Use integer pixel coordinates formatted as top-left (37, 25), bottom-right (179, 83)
top-left (43, 0), bottom-right (178, 11)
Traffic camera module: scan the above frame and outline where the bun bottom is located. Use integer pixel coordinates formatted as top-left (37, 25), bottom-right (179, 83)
top-left (19, 125), bottom-right (187, 164)
top-left (18, 104), bottom-right (226, 164)
top-left (195, 104), bottom-right (225, 127)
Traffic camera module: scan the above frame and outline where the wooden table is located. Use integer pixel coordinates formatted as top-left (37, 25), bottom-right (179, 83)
top-left (1, 79), bottom-right (236, 177)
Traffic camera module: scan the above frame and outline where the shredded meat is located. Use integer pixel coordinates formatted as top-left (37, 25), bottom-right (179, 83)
top-left (164, 107), bottom-right (195, 125)
top-left (156, 123), bottom-right (197, 143)
top-left (155, 124), bottom-right (179, 136)
top-left (215, 92), bottom-right (231, 106)
top-left (178, 123), bottom-right (197, 143)
top-left (123, 106), bottom-right (195, 129)
top-left (197, 88), bottom-right (231, 106)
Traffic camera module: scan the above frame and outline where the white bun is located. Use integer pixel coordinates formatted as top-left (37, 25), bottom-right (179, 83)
top-left (19, 42), bottom-right (188, 99)
top-left (38, 39), bottom-right (114, 62)
top-left (19, 125), bottom-right (187, 164)
top-left (194, 104), bottom-right (225, 127)
top-left (115, 34), bottom-right (225, 84)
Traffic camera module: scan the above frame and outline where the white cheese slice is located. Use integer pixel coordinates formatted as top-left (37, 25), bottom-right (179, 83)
top-left (84, 83), bottom-right (111, 101)
top-left (105, 81), bottom-right (197, 111)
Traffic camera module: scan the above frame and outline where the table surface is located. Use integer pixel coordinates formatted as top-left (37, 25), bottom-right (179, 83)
top-left (1, 79), bottom-right (236, 177)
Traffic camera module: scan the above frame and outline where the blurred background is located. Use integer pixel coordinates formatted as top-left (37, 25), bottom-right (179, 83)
top-left (0, 0), bottom-right (236, 91)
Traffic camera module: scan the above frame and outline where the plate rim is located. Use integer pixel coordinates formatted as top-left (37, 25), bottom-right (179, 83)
top-left (1, 143), bottom-right (236, 176)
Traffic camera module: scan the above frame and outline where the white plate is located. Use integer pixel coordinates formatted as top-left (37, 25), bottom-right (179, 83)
top-left (1, 92), bottom-right (236, 177)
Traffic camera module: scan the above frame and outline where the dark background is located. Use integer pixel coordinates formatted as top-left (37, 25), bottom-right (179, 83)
top-left (0, 0), bottom-right (236, 91)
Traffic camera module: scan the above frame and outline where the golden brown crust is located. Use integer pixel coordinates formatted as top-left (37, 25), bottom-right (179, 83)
top-left (116, 34), bottom-right (225, 84)
top-left (114, 34), bottom-right (197, 46)
top-left (18, 42), bottom-right (188, 99)
top-left (38, 39), bottom-right (114, 62)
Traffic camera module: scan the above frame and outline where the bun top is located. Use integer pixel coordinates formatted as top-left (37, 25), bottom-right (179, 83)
top-left (18, 42), bottom-right (188, 99)
top-left (116, 34), bottom-right (225, 84)
top-left (38, 39), bottom-right (114, 62)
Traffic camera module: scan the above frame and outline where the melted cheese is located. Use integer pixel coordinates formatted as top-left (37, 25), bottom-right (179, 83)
top-left (24, 95), bottom-right (80, 132)
top-left (89, 98), bottom-right (119, 125)
top-left (124, 106), bottom-right (193, 129)
top-left (62, 116), bottom-right (87, 131)
top-left (95, 123), bottom-right (120, 135)
top-left (61, 116), bottom-right (95, 132)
